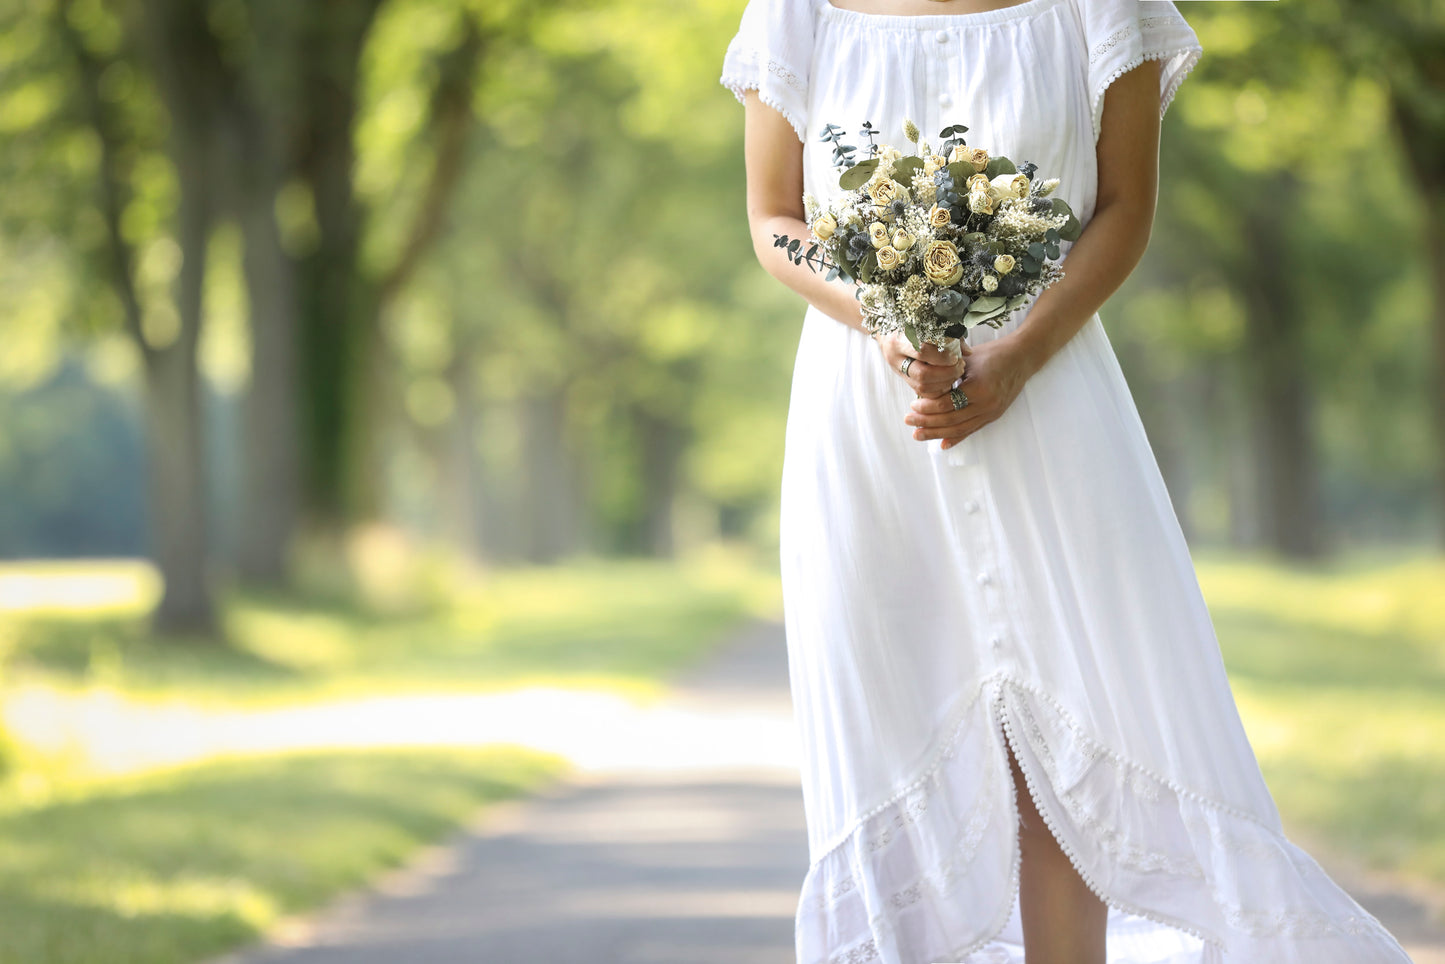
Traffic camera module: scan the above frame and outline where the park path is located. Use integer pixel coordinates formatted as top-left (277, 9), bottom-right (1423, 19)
top-left (211, 617), bottom-right (1445, 964)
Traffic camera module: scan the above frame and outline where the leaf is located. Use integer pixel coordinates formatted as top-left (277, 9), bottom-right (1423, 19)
top-left (893, 157), bottom-right (924, 181)
top-left (1028, 242), bottom-right (1045, 260)
top-left (902, 322), bottom-right (922, 351)
top-left (1020, 255), bottom-right (1041, 275)
top-left (1049, 199), bottom-right (1081, 242)
top-left (826, 265), bottom-right (839, 281)
top-left (839, 158), bottom-right (880, 190)
top-left (945, 161), bottom-right (977, 183)
top-left (984, 156), bottom-right (1017, 177)
top-left (970, 295), bottom-right (1006, 313)
top-left (1005, 294), bottom-right (1027, 310)
top-left (858, 251), bottom-right (877, 283)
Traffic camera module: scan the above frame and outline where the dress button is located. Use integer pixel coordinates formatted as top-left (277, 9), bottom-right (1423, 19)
top-left (964, 499), bottom-right (980, 514)
top-left (939, 93), bottom-right (953, 108)
top-left (977, 572), bottom-right (993, 587)
top-left (989, 635), bottom-right (1003, 650)
top-left (935, 29), bottom-right (949, 43)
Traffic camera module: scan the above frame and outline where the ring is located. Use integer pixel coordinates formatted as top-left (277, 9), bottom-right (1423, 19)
top-left (950, 387), bottom-right (969, 410)
top-left (900, 357), bottom-right (914, 376)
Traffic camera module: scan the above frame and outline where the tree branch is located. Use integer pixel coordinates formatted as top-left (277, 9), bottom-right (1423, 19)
top-left (377, 17), bottom-right (485, 307)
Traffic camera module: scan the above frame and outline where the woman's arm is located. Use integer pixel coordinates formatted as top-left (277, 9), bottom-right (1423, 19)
top-left (903, 59), bottom-right (1163, 449)
top-left (741, 90), bottom-right (963, 394)
top-left (1006, 58), bottom-right (1163, 376)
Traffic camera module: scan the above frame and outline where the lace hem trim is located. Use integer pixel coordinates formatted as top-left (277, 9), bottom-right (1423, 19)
top-left (798, 672), bottom-right (1406, 963)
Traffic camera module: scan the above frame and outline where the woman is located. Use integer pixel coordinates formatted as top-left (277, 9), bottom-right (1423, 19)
top-left (719, 0), bottom-right (1418, 962)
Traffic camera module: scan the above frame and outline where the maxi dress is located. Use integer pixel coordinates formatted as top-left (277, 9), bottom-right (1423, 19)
top-left (720, 1), bottom-right (1419, 962)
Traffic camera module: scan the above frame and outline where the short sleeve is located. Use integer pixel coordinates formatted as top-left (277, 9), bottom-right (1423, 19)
top-left (1079, 0), bottom-right (1203, 145)
top-left (718, 0), bottom-right (816, 144)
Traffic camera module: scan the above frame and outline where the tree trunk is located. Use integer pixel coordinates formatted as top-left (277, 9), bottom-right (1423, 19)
top-left (1239, 174), bottom-right (1324, 559)
top-left (235, 176), bottom-right (302, 585)
top-left (518, 390), bottom-right (581, 563)
top-left (146, 142), bottom-right (217, 635)
top-left (637, 410), bottom-right (684, 558)
top-left (438, 347), bottom-right (484, 560)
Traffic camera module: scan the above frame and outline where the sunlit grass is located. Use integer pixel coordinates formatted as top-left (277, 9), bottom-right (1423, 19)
top-left (1194, 548), bottom-right (1445, 889)
top-left (1, 540), bottom-right (784, 707)
top-left (0, 746), bottom-right (568, 964)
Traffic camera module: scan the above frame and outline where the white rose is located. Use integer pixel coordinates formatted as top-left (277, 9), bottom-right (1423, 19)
top-left (812, 212), bottom-right (837, 240)
top-left (993, 254), bottom-right (1015, 275)
top-left (868, 221), bottom-right (890, 248)
top-left (990, 172), bottom-right (1030, 199)
top-left (876, 245), bottom-right (902, 271)
top-left (967, 190), bottom-right (997, 215)
top-left (892, 230), bottom-right (914, 251)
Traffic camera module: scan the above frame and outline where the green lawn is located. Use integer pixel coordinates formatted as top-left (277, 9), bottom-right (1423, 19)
top-left (0, 544), bottom-right (782, 964)
top-left (1, 544), bottom-right (783, 706)
top-left (1195, 549), bottom-right (1445, 891)
top-left (0, 747), bottom-right (568, 964)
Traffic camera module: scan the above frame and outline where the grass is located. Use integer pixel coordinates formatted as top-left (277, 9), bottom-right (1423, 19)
top-left (0, 746), bottom-right (568, 964)
top-left (1194, 548), bottom-right (1445, 891)
top-left (0, 542), bottom-right (784, 706)
top-left (0, 541), bottom-right (783, 964)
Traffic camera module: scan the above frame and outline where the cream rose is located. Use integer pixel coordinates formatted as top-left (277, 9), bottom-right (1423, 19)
top-left (812, 212), bottom-right (837, 240)
top-left (968, 190), bottom-right (997, 215)
top-left (990, 172), bottom-right (1030, 198)
top-left (868, 221), bottom-right (890, 248)
top-left (981, 272), bottom-right (999, 292)
top-left (923, 240), bottom-right (964, 286)
top-left (923, 154), bottom-right (946, 175)
top-left (948, 144), bottom-right (968, 165)
top-left (993, 254), bottom-right (1016, 275)
top-left (876, 245), bottom-right (902, 271)
top-left (965, 147), bottom-right (990, 172)
top-left (966, 172), bottom-right (992, 194)
top-left (892, 230), bottom-right (915, 251)
top-left (868, 177), bottom-right (905, 206)
top-left (927, 203), bottom-right (951, 229)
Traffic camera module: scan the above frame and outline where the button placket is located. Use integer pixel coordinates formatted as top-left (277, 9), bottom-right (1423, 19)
top-left (964, 484), bottom-right (1010, 658)
top-left (925, 26), bottom-right (958, 139)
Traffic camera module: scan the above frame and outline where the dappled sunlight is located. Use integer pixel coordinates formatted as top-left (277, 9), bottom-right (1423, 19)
top-left (2, 680), bottom-right (799, 783)
top-left (0, 560), bottom-right (158, 618)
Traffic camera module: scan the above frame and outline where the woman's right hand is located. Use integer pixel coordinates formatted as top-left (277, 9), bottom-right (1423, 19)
top-left (873, 331), bottom-right (970, 398)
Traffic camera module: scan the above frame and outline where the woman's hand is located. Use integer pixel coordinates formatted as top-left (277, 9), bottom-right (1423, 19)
top-left (874, 331), bottom-right (970, 398)
top-left (904, 334), bottom-right (1039, 450)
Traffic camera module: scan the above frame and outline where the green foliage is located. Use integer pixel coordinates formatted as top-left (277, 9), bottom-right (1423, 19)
top-left (0, 748), bottom-right (566, 964)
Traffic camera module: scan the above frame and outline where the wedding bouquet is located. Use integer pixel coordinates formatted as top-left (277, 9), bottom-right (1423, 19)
top-left (775, 119), bottom-right (1080, 355)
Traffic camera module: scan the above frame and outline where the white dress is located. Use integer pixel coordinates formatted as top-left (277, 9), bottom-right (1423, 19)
top-left (719, 1), bottom-right (1418, 962)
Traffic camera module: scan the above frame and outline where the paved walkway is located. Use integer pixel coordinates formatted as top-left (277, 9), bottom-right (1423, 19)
top-left (211, 618), bottom-right (1445, 964)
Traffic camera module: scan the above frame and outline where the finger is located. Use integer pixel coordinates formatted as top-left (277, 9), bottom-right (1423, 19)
top-left (911, 390), bottom-right (978, 414)
top-left (913, 412), bottom-right (987, 440)
top-left (910, 393), bottom-right (957, 415)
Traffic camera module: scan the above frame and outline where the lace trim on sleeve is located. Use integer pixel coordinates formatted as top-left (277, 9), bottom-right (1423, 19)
top-left (720, 47), bottom-right (808, 143)
top-left (1088, 15), bottom-right (1202, 144)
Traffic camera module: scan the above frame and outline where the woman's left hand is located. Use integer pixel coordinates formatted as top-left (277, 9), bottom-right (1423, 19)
top-left (904, 334), bottom-right (1039, 450)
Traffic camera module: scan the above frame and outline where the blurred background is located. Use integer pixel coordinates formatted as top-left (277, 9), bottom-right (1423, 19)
top-left (0, 0), bottom-right (1442, 961)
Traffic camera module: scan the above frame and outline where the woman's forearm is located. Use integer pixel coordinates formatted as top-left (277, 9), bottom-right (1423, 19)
top-left (1005, 198), bottom-right (1153, 376)
top-left (750, 213), bottom-right (870, 335)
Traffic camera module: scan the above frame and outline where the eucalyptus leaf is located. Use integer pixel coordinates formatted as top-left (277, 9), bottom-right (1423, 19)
top-left (970, 295), bottom-right (1005, 313)
top-left (858, 251), bottom-right (877, 283)
top-left (1049, 198), bottom-right (1082, 241)
top-left (893, 157), bottom-right (924, 181)
top-left (984, 156), bottom-right (1017, 177)
top-left (839, 159), bottom-right (880, 190)
top-left (903, 322), bottom-right (922, 351)
top-left (1028, 242), bottom-right (1045, 259)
